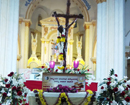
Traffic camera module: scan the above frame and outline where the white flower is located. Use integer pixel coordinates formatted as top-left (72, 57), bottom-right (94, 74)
top-left (12, 78), bottom-right (18, 86)
top-left (124, 76), bottom-right (128, 79)
top-left (118, 85), bottom-right (124, 92)
top-left (111, 100), bottom-right (117, 105)
top-left (111, 75), bottom-right (116, 79)
top-left (1, 88), bottom-right (5, 93)
top-left (127, 80), bottom-right (130, 85)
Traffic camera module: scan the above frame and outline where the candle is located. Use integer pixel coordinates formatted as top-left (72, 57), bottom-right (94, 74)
top-left (49, 61), bottom-right (55, 69)
top-left (73, 60), bottom-right (79, 68)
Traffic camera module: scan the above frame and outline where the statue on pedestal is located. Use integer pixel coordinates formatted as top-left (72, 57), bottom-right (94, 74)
top-left (31, 34), bottom-right (37, 57)
top-left (77, 36), bottom-right (82, 58)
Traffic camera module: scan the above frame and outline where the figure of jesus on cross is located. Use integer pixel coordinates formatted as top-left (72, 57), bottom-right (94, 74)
top-left (52, 0), bottom-right (83, 73)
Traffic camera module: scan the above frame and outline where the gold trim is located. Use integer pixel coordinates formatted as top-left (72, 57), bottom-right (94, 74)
top-left (19, 20), bottom-right (22, 24)
top-left (69, 39), bottom-right (74, 45)
top-left (96, 0), bottom-right (107, 4)
top-left (46, 41), bottom-right (50, 44)
top-left (83, 22), bottom-right (91, 29)
top-left (91, 57), bottom-right (96, 64)
top-left (25, 22), bottom-right (31, 27)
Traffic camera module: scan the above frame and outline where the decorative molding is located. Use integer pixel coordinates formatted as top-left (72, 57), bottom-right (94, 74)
top-left (25, 0), bottom-right (33, 6)
top-left (91, 57), bottom-right (96, 63)
top-left (96, 0), bottom-right (107, 4)
top-left (17, 55), bottom-right (22, 61)
top-left (82, 0), bottom-right (91, 10)
top-left (84, 22), bottom-right (92, 29)
top-left (69, 39), bottom-right (74, 45)
top-left (25, 22), bottom-right (31, 27)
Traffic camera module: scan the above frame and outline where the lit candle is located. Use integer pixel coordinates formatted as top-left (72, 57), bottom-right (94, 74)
top-left (49, 61), bottom-right (55, 69)
top-left (73, 60), bottom-right (79, 68)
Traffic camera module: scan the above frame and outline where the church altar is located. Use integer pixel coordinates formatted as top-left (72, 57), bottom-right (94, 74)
top-left (24, 80), bottom-right (98, 91)
top-left (28, 91), bottom-right (94, 105)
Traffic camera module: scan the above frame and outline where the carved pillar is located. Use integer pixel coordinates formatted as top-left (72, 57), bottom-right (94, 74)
top-left (96, 0), bottom-right (125, 81)
top-left (84, 22), bottom-right (91, 66)
top-left (46, 40), bottom-right (50, 63)
top-left (67, 39), bottom-right (74, 66)
top-left (23, 20), bottom-right (31, 68)
top-left (0, 0), bottom-right (19, 77)
top-left (41, 37), bottom-right (45, 65)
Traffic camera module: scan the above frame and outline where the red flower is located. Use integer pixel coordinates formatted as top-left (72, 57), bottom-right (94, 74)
top-left (20, 100), bottom-right (22, 103)
top-left (107, 78), bottom-right (111, 81)
top-left (24, 93), bottom-right (27, 97)
top-left (4, 79), bottom-right (8, 82)
top-left (121, 91), bottom-right (125, 96)
top-left (8, 72), bottom-right (14, 77)
top-left (113, 87), bottom-right (118, 92)
top-left (127, 85), bottom-right (130, 88)
top-left (56, 69), bottom-right (58, 72)
top-left (87, 69), bottom-right (89, 71)
top-left (125, 87), bottom-right (128, 91)
top-left (2, 92), bottom-right (7, 97)
top-left (79, 72), bottom-right (81, 74)
top-left (115, 74), bottom-right (118, 77)
top-left (101, 86), bottom-right (104, 89)
top-left (6, 84), bottom-right (10, 88)
top-left (23, 99), bottom-right (26, 101)
top-left (12, 86), bottom-right (17, 90)
top-left (41, 66), bottom-right (44, 68)
top-left (77, 69), bottom-right (80, 71)
top-left (48, 68), bottom-right (50, 70)
top-left (66, 68), bottom-right (67, 70)
top-left (25, 103), bottom-right (29, 105)
top-left (17, 86), bottom-right (21, 90)
top-left (107, 82), bottom-right (111, 85)
top-left (125, 96), bottom-right (130, 102)
top-left (124, 80), bottom-right (127, 83)
top-left (107, 98), bottom-right (110, 101)
top-left (17, 91), bottom-right (22, 96)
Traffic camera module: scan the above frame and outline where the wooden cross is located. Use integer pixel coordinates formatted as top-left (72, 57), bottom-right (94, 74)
top-left (52, 0), bottom-right (83, 73)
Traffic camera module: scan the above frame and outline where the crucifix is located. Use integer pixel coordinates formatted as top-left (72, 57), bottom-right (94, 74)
top-left (52, 0), bottom-right (83, 73)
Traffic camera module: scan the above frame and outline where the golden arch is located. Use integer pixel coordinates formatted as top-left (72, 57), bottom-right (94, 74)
top-left (47, 30), bottom-right (57, 39)
top-left (25, 0), bottom-right (90, 22)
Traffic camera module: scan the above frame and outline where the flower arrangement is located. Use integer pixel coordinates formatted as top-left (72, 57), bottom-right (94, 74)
top-left (97, 69), bottom-right (130, 105)
top-left (46, 84), bottom-right (78, 93)
top-left (0, 72), bottom-right (29, 105)
top-left (33, 89), bottom-right (93, 105)
top-left (66, 65), bottom-right (93, 80)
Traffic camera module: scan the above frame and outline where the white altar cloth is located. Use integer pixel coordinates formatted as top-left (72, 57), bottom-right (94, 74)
top-left (28, 92), bottom-right (90, 105)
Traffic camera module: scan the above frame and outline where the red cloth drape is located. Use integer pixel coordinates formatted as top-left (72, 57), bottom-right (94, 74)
top-left (24, 80), bottom-right (98, 91)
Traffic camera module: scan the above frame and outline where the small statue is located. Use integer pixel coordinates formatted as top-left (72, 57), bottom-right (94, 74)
top-left (31, 33), bottom-right (37, 57)
top-left (77, 36), bottom-right (82, 57)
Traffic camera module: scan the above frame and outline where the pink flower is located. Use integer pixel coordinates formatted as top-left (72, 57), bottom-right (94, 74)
top-left (5, 84), bottom-right (10, 88)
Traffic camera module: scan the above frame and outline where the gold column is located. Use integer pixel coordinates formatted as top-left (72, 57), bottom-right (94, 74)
top-left (67, 39), bottom-right (74, 66)
top-left (24, 20), bottom-right (31, 68)
top-left (96, 0), bottom-right (107, 4)
top-left (84, 22), bottom-right (91, 66)
top-left (41, 37), bottom-right (45, 65)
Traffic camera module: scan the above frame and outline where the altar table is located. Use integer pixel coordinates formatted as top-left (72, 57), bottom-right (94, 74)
top-left (28, 92), bottom-right (91, 105)
top-left (24, 80), bottom-right (98, 91)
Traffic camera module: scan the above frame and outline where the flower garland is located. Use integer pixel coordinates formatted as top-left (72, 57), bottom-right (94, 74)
top-left (34, 89), bottom-right (94, 105)
top-left (56, 28), bottom-right (65, 61)
top-left (84, 90), bottom-right (93, 105)
top-left (33, 89), bottom-right (47, 105)
top-left (55, 92), bottom-right (71, 105)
